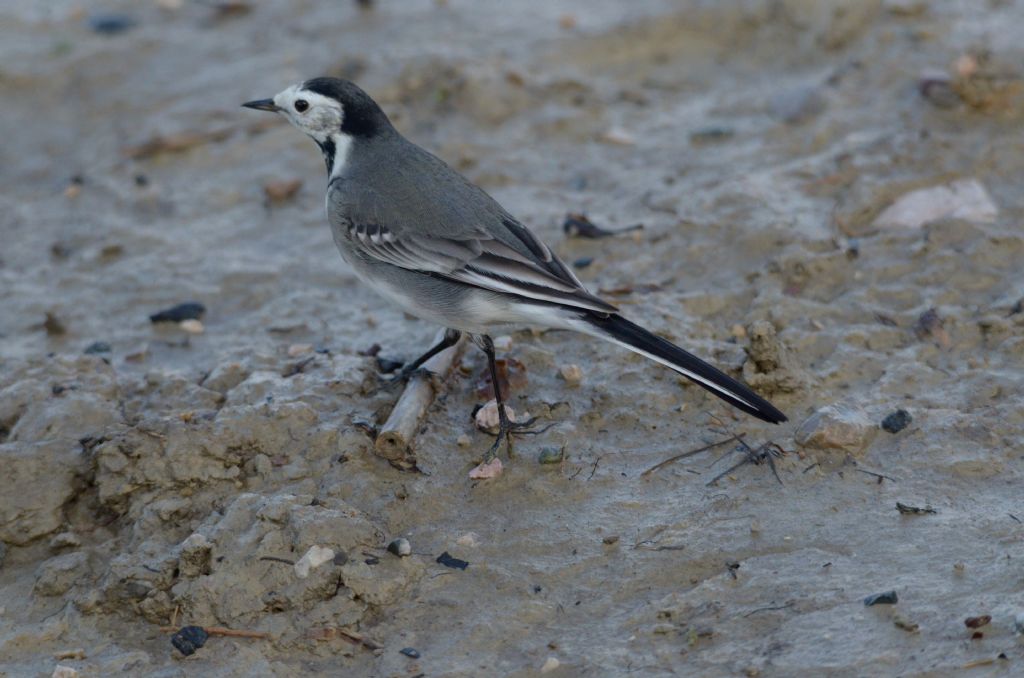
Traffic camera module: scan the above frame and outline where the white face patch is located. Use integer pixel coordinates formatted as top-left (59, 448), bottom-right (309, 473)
top-left (272, 83), bottom-right (353, 178)
top-left (272, 84), bottom-right (344, 143)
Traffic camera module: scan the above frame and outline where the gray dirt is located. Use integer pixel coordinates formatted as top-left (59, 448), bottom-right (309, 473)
top-left (2, 0), bottom-right (1024, 676)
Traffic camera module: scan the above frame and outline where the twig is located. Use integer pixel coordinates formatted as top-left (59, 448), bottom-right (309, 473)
top-left (854, 468), bottom-right (898, 483)
top-left (336, 627), bottom-right (383, 650)
top-left (641, 435), bottom-right (743, 476)
top-left (375, 329), bottom-right (467, 465)
top-left (258, 556), bottom-right (296, 565)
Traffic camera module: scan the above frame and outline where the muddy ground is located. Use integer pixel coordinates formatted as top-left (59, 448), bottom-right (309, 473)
top-left (2, 0), bottom-right (1024, 676)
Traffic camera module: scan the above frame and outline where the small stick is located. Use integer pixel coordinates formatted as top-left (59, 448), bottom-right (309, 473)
top-left (854, 468), bottom-right (898, 482)
top-left (258, 556), bottom-right (296, 565)
top-left (336, 627), bottom-right (383, 650)
top-left (641, 435), bottom-right (743, 476)
top-left (375, 329), bottom-right (467, 464)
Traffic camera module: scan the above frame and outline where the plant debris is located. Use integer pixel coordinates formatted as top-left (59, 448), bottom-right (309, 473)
top-left (896, 502), bottom-right (936, 515)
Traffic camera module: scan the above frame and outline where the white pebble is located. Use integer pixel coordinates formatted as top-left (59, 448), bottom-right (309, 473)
top-left (52, 667), bottom-right (79, 678)
top-left (179, 319), bottom-right (204, 334)
top-left (287, 343), bottom-right (313, 357)
top-left (492, 335), bottom-right (513, 351)
top-left (559, 364), bottom-right (583, 385)
top-left (475, 400), bottom-right (516, 432)
top-left (294, 545), bottom-right (335, 579)
top-left (540, 657), bottom-right (561, 673)
top-left (456, 532), bottom-right (480, 548)
top-left (873, 179), bottom-right (997, 229)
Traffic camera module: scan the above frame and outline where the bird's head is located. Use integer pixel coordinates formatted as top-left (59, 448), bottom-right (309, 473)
top-left (243, 77), bottom-right (391, 174)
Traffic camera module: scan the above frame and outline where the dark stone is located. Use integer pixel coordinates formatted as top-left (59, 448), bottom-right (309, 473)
top-left (84, 341), bottom-right (111, 355)
top-left (689, 126), bottom-right (735, 144)
top-left (572, 257), bottom-right (594, 269)
top-left (881, 409), bottom-right (912, 434)
top-left (436, 551), bottom-right (469, 570)
top-left (88, 13), bottom-right (137, 35)
top-left (149, 302), bottom-right (206, 323)
top-left (864, 590), bottom-right (898, 606)
top-left (400, 647), bottom-right (421, 659)
top-left (171, 626), bottom-right (209, 656)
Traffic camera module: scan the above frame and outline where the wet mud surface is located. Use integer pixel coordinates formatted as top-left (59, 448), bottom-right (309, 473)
top-left (2, 1), bottom-right (1024, 675)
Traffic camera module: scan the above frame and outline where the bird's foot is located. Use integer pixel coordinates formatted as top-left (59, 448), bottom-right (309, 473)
top-left (481, 414), bottom-right (553, 461)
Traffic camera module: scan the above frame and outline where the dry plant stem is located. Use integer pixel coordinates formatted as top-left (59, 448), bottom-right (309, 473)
top-left (641, 434), bottom-right (744, 476)
top-left (375, 329), bottom-right (467, 461)
top-left (336, 628), bottom-right (383, 650)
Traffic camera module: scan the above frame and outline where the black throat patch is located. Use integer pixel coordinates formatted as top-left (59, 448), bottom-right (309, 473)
top-left (316, 137), bottom-right (336, 174)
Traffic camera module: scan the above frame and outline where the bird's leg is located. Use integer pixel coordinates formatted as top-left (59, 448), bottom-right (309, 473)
top-left (478, 334), bottom-right (538, 460)
top-left (381, 328), bottom-right (462, 388)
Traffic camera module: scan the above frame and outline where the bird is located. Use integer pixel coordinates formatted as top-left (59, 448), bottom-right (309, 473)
top-left (243, 77), bottom-right (786, 459)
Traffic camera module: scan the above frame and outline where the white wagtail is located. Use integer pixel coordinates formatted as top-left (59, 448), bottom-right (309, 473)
top-left (243, 78), bottom-right (786, 458)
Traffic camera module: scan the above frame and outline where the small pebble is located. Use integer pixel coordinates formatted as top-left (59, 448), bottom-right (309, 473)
top-left (456, 434), bottom-right (472, 447)
top-left (294, 545), bottom-right (335, 579)
top-left (538, 447), bottom-right (564, 465)
top-left (492, 335), bottom-right (513, 352)
top-left (51, 667), bottom-right (79, 678)
top-left (540, 657), bottom-right (561, 673)
top-left (400, 647), bottom-right (421, 659)
top-left (436, 551), bottom-right (469, 570)
top-left (881, 409), bottom-right (912, 433)
top-left (387, 538), bottom-right (411, 557)
top-left (83, 341), bottom-right (111, 355)
top-left (88, 13), bottom-right (137, 35)
top-left (125, 343), bottom-right (150, 363)
top-left (179, 319), bottom-right (204, 334)
top-left (572, 257), bottom-right (594, 269)
top-left (474, 400), bottom-right (516, 432)
top-left (730, 324), bottom-right (746, 338)
top-left (170, 626), bottom-right (208, 657)
top-left (864, 590), bottom-right (898, 606)
top-left (602, 535), bottom-right (620, 545)
top-left (689, 126), bottom-right (735, 144)
top-left (469, 457), bottom-right (503, 480)
top-left (893, 613), bottom-right (919, 633)
top-left (150, 302), bottom-right (205, 323)
top-left (600, 127), bottom-right (636, 145)
top-left (288, 343), bottom-right (313, 357)
top-left (456, 533), bottom-right (479, 548)
top-left (965, 615), bottom-right (991, 629)
top-left (263, 178), bottom-right (302, 204)
top-left (559, 364), bottom-right (583, 385)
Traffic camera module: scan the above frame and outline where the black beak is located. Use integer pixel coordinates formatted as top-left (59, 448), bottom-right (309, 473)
top-left (242, 98), bottom-right (280, 112)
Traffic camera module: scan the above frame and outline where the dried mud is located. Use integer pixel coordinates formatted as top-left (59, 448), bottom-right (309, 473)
top-left (2, 1), bottom-right (1024, 676)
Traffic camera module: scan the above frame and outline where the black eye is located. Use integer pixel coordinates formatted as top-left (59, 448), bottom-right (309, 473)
top-left (294, 99), bottom-right (309, 113)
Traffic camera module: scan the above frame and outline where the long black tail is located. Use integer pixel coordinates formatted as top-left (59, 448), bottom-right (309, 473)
top-left (579, 314), bottom-right (787, 424)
